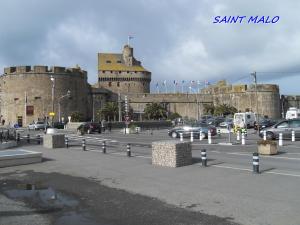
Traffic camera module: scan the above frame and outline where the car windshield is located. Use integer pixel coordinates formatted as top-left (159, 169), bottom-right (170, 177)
top-left (225, 118), bottom-right (233, 122)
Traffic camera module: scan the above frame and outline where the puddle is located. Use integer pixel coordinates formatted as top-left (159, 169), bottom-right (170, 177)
top-left (4, 185), bottom-right (78, 208)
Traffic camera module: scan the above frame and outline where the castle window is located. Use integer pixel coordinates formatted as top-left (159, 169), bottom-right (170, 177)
top-left (117, 82), bottom-right (120, 87)
top-left (117, 60), bottom-right (122, 63)
top-left (127, 71), bottom-right (129, 73)
top-left (109, 82), bottom-right (112, 87)
top-left (106, 60), bottom-right (111, 63)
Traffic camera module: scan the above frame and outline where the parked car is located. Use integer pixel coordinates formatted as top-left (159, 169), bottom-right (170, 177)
top-left (53, 122), bottom-right (66, 129)
top-left (77, 122), bottom-right (101, 134)
top-left (28, 121), bottom-right (49, 130)
top-left (168, 123), bottom-right (217, 139)
top-left (259, 119), bottom-right (300, 140)
top-left (219, 118), bottom-right (234, 129)
top-left (254, 119), bottom-right (276, 130)
top-left (206, 117), bottom-right (225, 127)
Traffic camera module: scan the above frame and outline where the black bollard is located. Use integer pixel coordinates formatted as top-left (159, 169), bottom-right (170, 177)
top-left (82, 139), bottom-right (86, 151)
top-left (127, 143), bottom-right (131, 157)
top-left (102, 141), bottom-right (106, 153)
top-left (17, 133), bottom-right (20, 142)
top-left (201, 149), bottom-right (207, 167)
top-left (37, 135), bottom-right (41, 145)
top-left (253, 152), bottom-right (259, 174)
top-left (65, 137), bottom-right (69, 148)
top-left (27, 134), bottom-right (30, 143)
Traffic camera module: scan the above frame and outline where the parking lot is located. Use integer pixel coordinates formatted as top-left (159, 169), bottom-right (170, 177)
top-left (1, 127), bottom-right (300, 225)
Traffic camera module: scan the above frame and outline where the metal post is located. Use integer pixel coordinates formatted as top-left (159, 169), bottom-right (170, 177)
top-left (102, 141), bottom-right (106, 153)
top-left (37, 135), bottom-right (41, 145)
top-left (199, 130), bottom-right (203, 141)
top-left (279, 133), bottom-right (283, 146)
top-left (201, 149), bottom-right (207, 167)
top-left (27, 134), bottom-right (30, 143)
top-left (82, 138), bottom-right (86, 151)
top-left (190, 131), bottom-right (193, 142)
top-left (65, 137), bottom-right (69, 148)
top-left (237, 131), bottom-right (240, 141)
top-left (251, 71), bottom-right (259, 134)
top-left (51, 75), bottom-right (55, 127)
top-left (292, 130), bottom-right (295, 142)
top-left (180, 133), bottom-right (183, 142)
top-left (127, 143), bottom-right (131, 157)
top-left (208, 131), bottom-right (211, 144)
top-left (253, 152), bottom-right (259, 174)
top-left (17, 133), bottom-right (20, 142)
top-left (58, 101), bottom-right (61, 123)
top-left (241, 133), bottom-right (245, 145)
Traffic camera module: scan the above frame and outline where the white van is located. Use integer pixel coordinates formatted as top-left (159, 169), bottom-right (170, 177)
top-left (233, 112), bottom-right (256, 128)
top-left (285, 107), bottom-right (300, 120)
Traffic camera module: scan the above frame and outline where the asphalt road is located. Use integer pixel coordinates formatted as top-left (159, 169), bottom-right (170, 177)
top-left (1, 127), bottom-right (299, 225)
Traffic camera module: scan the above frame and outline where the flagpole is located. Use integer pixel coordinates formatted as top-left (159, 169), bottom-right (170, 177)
top-left (24, 91), bottom-right (27, 126)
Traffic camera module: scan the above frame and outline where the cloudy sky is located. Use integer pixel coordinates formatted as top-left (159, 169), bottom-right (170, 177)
top-left (0, 0), bottom-right (299, 94)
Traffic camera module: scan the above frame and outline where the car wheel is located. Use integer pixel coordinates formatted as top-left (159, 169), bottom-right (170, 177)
top-left (266, 132), bottom-right (275, 140)
top-left (171, 132), bottom-right (178, 138)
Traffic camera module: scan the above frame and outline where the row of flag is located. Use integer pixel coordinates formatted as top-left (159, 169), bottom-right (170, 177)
top-left (155, 80), bottom-right (211, 93)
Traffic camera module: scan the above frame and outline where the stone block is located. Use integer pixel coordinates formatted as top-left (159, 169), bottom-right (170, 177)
top-left (152, 140), bottom-right (192, 167)
top-left (258, 143), bottom-right (278, 155)
top-left (0, 149), bottom-right (42, 168)
top-left (43, 134), bottom-right (65, 148)
top-left (0, 141), bottom-right (17, 150)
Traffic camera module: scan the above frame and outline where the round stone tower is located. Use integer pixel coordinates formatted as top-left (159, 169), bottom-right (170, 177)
top-left (97, 45), bottom-right (151, 94)
top-left (0, 65), bottom-right (91, 126)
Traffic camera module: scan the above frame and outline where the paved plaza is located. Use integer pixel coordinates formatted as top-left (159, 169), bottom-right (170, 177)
top-left (1, 128), bottom-right (300, 225)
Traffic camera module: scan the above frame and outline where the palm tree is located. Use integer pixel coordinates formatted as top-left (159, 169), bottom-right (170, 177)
top-left (99, 102), bottom-right (119, 121)
top-left (144, 103), bottom-right (167, 120)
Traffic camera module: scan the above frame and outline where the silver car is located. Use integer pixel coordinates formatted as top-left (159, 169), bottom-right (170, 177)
top-left (259, 119), bottom-right (300, 140)
top-left (28, 121), bottom-right (48, 130)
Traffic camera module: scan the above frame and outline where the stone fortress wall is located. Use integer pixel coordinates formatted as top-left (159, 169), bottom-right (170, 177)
top-left (0, 65), bottom-right (91, 126)
top-left (125, 80), bottom-right (281, 119)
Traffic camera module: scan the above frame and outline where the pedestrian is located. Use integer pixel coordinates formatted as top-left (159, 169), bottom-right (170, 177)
top-left (108, 120), bottom-right (112, 132)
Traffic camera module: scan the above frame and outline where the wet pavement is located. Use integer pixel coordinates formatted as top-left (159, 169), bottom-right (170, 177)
top-left (0, 171), bottom-right (239, 225)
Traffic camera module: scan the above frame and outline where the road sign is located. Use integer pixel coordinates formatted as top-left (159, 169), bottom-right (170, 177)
top-left (49, 112), bottom-right (55, 116)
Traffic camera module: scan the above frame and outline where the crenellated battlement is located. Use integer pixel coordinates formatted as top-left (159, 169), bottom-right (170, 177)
top-left (3, 65), bottom-right (87, 76)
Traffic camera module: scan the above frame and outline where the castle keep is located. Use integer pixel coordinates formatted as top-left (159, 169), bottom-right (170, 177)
top-left (95, 45), bottom-right (151, 94)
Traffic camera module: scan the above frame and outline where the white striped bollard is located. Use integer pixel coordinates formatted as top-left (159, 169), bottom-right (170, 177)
top-left (217, 129), bottom-right (221, 137)
top-left (82, 139), bottom-right (86, 151)
top-left (208, 131), bottom-right (212, 144)
top-left (263, 130), bottom-right (267, 141)
top-left (237, 131), bottom-right (240, 141)
top-left (292, 130), bottom-right (295, 142)
top-left (102, 141), bottom-right (106, 153)
top-left (190, 131), bottom-right (193, 142)
top-left (127, 143), bottom-right (131, 157)
top-left (241, 133), bottom-right (245, 145)
top-left (201, 149), bottom-right (207, 167)
top-left (199, 130), bottom-right (203, 141)
top-left (180, 133), bottom-right (183, 142)
top-left (279, 133), bottom-right (283, 146)
top-left (253, 152), bottom-right (259, 174)
top-left (65, 137), bottom-right (69, 148)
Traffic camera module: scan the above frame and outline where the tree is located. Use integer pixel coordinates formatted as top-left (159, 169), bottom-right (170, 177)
top-left (99, 102), bottom-right (119, 121)
top-left (203, 104), bottom-right (215, 115)
top-left (70, 111), bottom-right (84, 122)
top-left (144, 103), bottom-right (167, 120)
top-left (214, 104), bottom-right (237, 116)
top-left (168, 112), bottom-right (181, 120)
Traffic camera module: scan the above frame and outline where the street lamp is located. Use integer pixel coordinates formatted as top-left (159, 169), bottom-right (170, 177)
top-left (251, 71), bottom-right (259, 133)
top-left (58, 90), bottom-right (71, 122)
top-left (50, 75), bottom-right (55, 127)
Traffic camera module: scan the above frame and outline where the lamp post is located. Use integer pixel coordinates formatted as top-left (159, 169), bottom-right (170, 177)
top-left (251, 71), bottom-right (259, 133)
top-left (50, 75), bottom-right (55, 127)
top-left (58, 90), bottom-right (71, 122)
